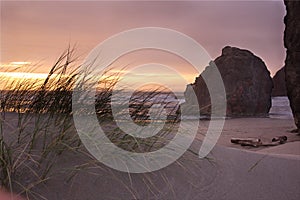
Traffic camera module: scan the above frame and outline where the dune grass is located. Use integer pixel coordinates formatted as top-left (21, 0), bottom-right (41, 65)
top-left (0, 47), bottom-right (186, 199)
top-left (0, 47), bottom-right (83, 199)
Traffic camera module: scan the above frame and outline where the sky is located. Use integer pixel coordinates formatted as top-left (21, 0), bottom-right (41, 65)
top-left (0, 0), bottom-right (286, 92)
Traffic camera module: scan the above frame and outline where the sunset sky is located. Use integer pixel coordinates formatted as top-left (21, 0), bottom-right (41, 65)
top-left (0, 0), bottom-right (286, 92)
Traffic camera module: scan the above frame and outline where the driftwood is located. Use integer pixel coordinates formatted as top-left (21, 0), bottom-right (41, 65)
top-left (271, 136), bottom-right (288, 143)
top-left (231, 138), bottom-right (262, 147)
top-left (231, 136), bottom-right (287, 148)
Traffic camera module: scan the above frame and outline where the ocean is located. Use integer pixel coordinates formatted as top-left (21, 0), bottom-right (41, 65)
top-left (269, 96), bottom-right (293, 119)
top-left (112, 94), bottom-right (294, 120)
top-left (0, 89), bottom-right (294, 120)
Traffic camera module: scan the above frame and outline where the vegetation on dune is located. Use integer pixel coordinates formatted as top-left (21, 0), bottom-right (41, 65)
top-left (0, 47), bottom-right (184, 199)
top-left (0, 47), bottom-right (83, 199)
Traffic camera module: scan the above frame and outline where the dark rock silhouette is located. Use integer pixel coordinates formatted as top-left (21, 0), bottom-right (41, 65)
top-left (272, 67), bottom-right (287, 96)
top-left (284, 1), bottom-right (300, 133)
top-left (184, 46), bottom-right (273, 117)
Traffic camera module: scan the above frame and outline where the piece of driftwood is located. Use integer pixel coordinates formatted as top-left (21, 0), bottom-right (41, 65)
top-left (231, 138), bottom-right (262, 147)
top-left (271, 136), bottom-right (287, 144)
top-left (231, 136), bottom-right (287, 148)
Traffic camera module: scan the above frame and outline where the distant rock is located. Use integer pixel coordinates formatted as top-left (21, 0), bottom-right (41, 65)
top-left (284, 1), bottom-right (300, 132)
top-left (184, 46), bottom-right (273, 117)
top-left (272, 67), bottom-right (287, 97)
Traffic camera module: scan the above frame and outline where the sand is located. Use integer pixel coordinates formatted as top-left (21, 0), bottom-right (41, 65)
top-left (197, 117), bottom-right (300, 154)
top-left (1, 112), bottom-right (299, 200)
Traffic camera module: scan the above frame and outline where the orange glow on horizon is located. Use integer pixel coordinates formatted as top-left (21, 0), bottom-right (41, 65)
top-left (0, 72), bottom-right (49, 79)
top-left (0, 72), bottom-right (49, 91)
top-left (0, 62), bottom-right (32, 69)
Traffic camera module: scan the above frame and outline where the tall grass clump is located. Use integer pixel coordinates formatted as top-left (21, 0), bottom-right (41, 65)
top-left (0, 47), bottom-right (86, 199)
top-left (0, 46), bottom-right (195, 200)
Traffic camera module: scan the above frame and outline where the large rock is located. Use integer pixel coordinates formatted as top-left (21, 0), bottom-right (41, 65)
top-left (184, 46), bottom-right (273, 117)
top-left (284, 1), bottom-right (300, 133)
top-left (272, 67), bottom-right (287, 96)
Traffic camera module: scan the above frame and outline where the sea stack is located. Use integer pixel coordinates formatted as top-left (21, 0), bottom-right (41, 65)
top-left (284, 0), bottom-right (300, 132)
top-left (184, 46), bottom-right (273, 117)
top-left (272, 67), bottom-right (287, 96)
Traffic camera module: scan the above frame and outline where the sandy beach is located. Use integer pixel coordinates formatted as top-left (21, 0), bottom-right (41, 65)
top-left (2, 1), bottom-right (300, 199)
top-left (1, 112), bottom-right (299, 200)
top-left (36, 117), bottom-right (300, 200)
top-left (198, 117), bottom-right (300, 154)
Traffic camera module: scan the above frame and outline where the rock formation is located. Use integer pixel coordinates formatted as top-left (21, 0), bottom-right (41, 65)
top-left (272, 67), bottom-right (287, 96)
top-left (184, 46), bottom-right (273, 117)
top-left (284, 1), bottom-right (300, 133)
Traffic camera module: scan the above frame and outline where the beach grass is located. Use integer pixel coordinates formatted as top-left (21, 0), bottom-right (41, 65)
top-left (0, 47), bottom-right (184, 199)
top-left (0, 47), bottom-right (83, 198)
